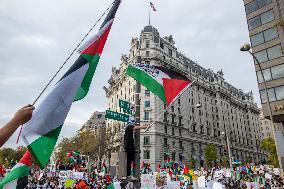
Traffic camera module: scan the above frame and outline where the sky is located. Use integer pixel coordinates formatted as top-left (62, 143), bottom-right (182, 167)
top-left (0, 0), bottom-right (258, 149)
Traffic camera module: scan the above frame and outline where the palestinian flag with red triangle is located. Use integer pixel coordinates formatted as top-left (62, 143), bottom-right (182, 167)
top-left (126, 63), bottom-right (193, 106)
top-left (20, 0), bottom-right (121, 169)
top-left (0, 151), bottom-right (32, 189)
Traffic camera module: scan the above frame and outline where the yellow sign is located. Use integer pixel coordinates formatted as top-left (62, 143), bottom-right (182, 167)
top-left (65, 179), bottom-right (75, 188)
top-left (273, 104), bottom-right (284, 112)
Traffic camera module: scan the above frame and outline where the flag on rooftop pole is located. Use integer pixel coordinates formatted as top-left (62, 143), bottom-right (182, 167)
top-left (0, 151), bottom-right (32, 189)
top-left (126, 63), bottom-right (193, 106)
top-left (20, 0), bottom-right (121, 169)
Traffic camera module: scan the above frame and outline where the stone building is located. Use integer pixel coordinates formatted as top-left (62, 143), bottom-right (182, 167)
top-left (259, 108), bottom-right (274, 139)
top-left (81, 111), bottom-right (106, 133)
top-left (243, 0), bottom-right (284, 166)
top-left (105, 25), bottom-right (265, 170)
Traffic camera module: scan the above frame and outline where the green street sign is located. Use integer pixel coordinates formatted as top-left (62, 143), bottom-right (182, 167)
top-left (119, 99), bottom-right (130, 110)
top-left (105, 110), bottom-right (129, 122)
top-left (122, 108), bottom-right (133, 115)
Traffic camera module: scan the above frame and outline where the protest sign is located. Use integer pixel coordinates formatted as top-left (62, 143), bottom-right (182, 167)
top-left (197, 176), bottom-right (206, 187)
top-left (73, 172), bottom-right (84, 179)
top-left (141, 174), bottom-right (156, 189)
top-left (65, 180), bottom-right (75, 188)
top-left (167, 181), bottom-right (180, 189)
top-left (212, 181), bottom-right (223, 189)
top-left (265, 173), bottom-right (272, 180)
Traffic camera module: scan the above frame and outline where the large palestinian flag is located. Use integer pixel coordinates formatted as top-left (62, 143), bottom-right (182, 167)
top-left (0, 151), bottom-right (32, 189)
top-left (20, 0), bottom-right (121, 169)
top-left (126, 63), bottom-right (193, 106)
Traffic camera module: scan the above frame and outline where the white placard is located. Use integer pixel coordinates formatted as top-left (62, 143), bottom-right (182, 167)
top-left (141, 174), bottom-right (156, 189)
top-left (167, 181), bottom-right (180, 189)
top-left (197, 176), bottom-right (206, 187)
top-left (212, 181), bottom-right (223, 189)
top-left (73, 172), bottom-right (84, 179)
top-left (265, 173), bottom-right (272, 180)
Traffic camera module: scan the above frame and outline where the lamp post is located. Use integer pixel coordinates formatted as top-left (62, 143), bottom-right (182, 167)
top-left (240, 43), bottom-right (282, 169)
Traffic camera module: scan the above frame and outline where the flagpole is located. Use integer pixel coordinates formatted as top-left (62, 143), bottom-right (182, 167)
top-left (16, 0), bottom-right (116, 144)
top-left (149, 3), bottom-right (151, 25)
top-left (144, 80), bottom-right (195, 132)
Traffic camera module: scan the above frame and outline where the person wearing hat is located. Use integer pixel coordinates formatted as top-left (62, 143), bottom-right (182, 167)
top-left (124, 117), bottom-right (149, 176)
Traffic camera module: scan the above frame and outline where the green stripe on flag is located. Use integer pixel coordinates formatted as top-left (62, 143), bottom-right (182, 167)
top-left (74, 54), bottom-right (100, 101)
top-left (26, 126), bottom-right (62, 169)
top-left (0, 166), bottom-right (30, 189)
top-left (126, 64), bottom-right (166, 103)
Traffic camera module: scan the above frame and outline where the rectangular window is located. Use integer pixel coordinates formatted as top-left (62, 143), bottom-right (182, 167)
top-left (179, 141), bottom-right (183, 149)
top-left (254, 49), bottom-right (268, 63)
top-left (256, 68), bottom-right (272, 83)
top-left (179, 153), bottom-right (183, 161)
top-left (146, 51), bottom-right (150, 57)
top-left (245, 0), bottom-right (272, 15)
top-left (260, 88), bottom-right (276, 103)
top-left (145, 90), bottom-right (150, 96)
top-left (248, 9), bottom-right (274, 30)
top-left (248, 16), bottom-right (261, 30)
top-left (172, 152), bottom-right (176, 161)
top-left (145, 40), bottom-right (150, 48)
top-left (275, 86), bottom-right (284, 100)
top-left (164, 138), bottom-right (168, 147)
top-left (267, 45), bottom-right (282, 60)
top-left (169, 48), bottom-right (172, 56)
top-left (251, 33), bottom-right (264, 47)
top-left (144, 101), bottom-right (150, 108)
top-left (261, 10), bottom-right (274, 25)
top-left (160, 41), bottom-right (164, 49)
top-left (144, 136), bottom-right (150, 145)
top-left (263, 28), bottom-right (278, 42)
top-left (245, 1), bottom-right (258, 14)
top-left (164, 125), bottom-right (168, 133)
top-left (172, 127), bottom-right (175, 135)
top-left (144, 111), bottom-right (150, 120)
top-left (143, 150), bottom-right (150, 159)
top-left (271, 64), bottom-right (284, 80)
top-left (164, 153), bottom-right (168, 160)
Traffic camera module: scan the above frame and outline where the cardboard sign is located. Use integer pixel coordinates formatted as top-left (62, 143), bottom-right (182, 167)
top-left (141, 174), bottom-right (156, 189)
top-left (65, 180), bottom-right (75, 188)
top-left (167, 181), bottom-right (180, 189)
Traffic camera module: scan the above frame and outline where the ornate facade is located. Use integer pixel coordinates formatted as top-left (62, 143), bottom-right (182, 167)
top-left (105, 25), bottom-right (265, 170)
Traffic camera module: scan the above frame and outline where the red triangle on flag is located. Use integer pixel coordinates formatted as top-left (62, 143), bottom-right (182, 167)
top-left (162, 78), bottom-right (190, 106)
top-left (80, 22), bottom-right (113, 56)
top-left (19, 151), bottom-right (33, 167)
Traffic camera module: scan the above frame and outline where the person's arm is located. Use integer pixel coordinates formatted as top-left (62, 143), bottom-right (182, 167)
top-left (133, 125), bottom-right (149, 130)
top-left (0, 105), bottom-right (35, 147)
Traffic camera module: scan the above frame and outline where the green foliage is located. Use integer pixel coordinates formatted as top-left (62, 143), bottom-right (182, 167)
top-left (260, 137), bottom-right (279, 167)
top-left (0, 146), bottom-right (27, 168)
top-left (204, 144), bottom-right (218, 168)
top-left (189, 157), bottom-right (196, 169)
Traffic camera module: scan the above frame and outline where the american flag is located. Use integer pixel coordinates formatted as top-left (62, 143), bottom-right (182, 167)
top-left (150, 2), bottom-right (157, 11)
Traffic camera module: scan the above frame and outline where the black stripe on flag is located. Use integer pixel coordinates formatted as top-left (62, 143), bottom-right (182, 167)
top-left (59, 56), bottom-right (88, 82)
top-left (100, 0), bottom-right (121, 29)
top-left (154, 66), bottom-right (189, 81)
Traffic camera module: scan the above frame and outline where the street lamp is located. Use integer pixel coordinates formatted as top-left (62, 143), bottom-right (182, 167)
top-left (240, 43), bottom-right (282, 169)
